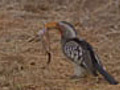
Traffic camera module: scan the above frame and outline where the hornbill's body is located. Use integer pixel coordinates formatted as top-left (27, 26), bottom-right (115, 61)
top-left (31, 21), bottom-right (118, 85)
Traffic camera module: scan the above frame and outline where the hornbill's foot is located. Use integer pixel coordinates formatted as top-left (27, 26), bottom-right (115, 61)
top-left (70, 74), bottom-right (85, 79)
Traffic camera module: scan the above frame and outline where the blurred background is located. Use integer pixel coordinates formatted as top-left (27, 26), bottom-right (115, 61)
top-left (0, 0), bottom-right (120, 90)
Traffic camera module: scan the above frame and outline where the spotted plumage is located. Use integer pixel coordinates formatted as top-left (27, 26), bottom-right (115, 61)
top-left (63, 40), bottom-right (83, 63)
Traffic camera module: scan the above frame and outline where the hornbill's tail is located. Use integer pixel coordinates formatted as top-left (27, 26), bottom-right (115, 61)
top-left (95, 62), bottom-right (118, 85)
top-left (87, 41), bottom-right (119, 85)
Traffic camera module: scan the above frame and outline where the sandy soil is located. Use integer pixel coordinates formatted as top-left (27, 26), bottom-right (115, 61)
top-left (0, 0), bottom-right (120, 90)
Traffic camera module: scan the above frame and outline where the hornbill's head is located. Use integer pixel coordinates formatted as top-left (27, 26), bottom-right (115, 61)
top-left (28, 21), bottom-right (77, 42)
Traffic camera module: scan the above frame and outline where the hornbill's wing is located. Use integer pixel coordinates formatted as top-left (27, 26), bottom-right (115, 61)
top-left (63, 38), bottom-right (99, 75)
top-left (65, 38), bottom-right (100, 75)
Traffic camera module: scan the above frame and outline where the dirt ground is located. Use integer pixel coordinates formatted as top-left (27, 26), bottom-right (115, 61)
top-left (0, 0), bottom-right (120, 90)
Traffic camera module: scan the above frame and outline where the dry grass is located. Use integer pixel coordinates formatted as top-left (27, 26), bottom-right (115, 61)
top-left (0, 0), bottom-right (120, 90)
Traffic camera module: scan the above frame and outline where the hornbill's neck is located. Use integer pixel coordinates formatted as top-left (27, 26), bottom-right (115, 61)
top-left (57, 21), bottom-right (77, 44)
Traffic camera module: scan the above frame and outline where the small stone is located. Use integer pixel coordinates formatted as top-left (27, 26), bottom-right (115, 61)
top-left (30, 62), bottom-right (35, 66)
top-left (20, 66), bottom-right (24, 70)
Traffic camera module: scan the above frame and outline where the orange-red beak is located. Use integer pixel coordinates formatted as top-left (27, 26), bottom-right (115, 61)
top-left (44, 22), bottom-right (58, 29)
top-left (45, 21), bottom-right (63, 35)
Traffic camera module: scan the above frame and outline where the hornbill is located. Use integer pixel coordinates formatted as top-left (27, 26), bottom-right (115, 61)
top-left (30, 21), bottom-right (118, 85)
